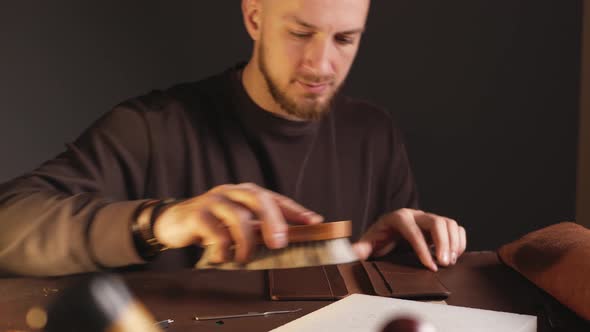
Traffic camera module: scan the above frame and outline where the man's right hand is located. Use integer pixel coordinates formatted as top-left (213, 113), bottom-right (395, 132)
top-left (152, 183), bottom-right (324, 264)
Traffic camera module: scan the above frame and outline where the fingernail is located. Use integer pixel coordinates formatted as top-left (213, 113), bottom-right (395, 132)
top-left (441, 252), bottom-right (449, 265)
top-left (304, 211), bottom-right (322, 221)
top-left (311, 215), bottom-right (324, 223)
top-left (431, 263), bottom-right (438, 272)
top-left (272, 232), bottom-right (287, 248)
top-left (451, 252), bottom-right (457, 264)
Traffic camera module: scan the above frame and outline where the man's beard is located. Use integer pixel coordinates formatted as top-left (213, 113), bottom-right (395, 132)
top-left (258, 45), bottom-right (339, 121)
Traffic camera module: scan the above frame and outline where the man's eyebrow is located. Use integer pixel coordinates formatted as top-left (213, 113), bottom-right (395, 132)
top-left (339, 28), bottom-right (365, 35)
top-left (286, 15), bottom-right (317, 29)
top-left (285, 15), bottom-right (365, 34)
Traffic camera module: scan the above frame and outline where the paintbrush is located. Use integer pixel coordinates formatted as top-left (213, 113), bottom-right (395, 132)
top-left (194, 220), bottom-right (358, 270)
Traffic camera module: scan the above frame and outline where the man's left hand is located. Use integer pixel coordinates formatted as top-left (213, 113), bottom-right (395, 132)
top-left (352, 208), bottom-right (467, 271)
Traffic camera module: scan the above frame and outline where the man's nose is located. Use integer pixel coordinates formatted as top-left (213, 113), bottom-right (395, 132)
top-left (302, 38), bottom-right (333, 78)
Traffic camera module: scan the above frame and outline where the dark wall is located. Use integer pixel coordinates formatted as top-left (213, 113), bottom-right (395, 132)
top-left (0, 1), bottom-right (581, 250)
top-left (578, 1), bottom-right (590, 228)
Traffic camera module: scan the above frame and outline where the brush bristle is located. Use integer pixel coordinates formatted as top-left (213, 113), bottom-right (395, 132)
top-left (195, 238), bottom-right (359, 270)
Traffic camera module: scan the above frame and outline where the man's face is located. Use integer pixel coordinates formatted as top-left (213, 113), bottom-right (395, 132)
top-left (256, 0), bottom-right (369, 120)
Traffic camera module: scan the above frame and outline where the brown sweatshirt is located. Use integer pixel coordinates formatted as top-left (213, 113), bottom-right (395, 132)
top-left (0, 64), bottom-right (418, 276)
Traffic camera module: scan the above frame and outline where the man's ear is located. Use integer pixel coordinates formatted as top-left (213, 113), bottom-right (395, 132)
top-left (242, 0), bottom-right (262, 41)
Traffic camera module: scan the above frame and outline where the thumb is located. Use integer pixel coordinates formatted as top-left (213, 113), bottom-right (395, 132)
top-left (352, 241), bottom-right (373, 260)
top-left (354, 223), bottom-right (398, 260)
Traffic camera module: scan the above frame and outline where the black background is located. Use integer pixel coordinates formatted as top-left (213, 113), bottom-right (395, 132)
top-left (0, 1), bottom-right (582, 249)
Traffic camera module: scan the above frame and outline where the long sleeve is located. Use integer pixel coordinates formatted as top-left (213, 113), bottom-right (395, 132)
top-left (0, 65), bottom-right (422, 275)
top-left (0, 106), bottom-right (152, 276)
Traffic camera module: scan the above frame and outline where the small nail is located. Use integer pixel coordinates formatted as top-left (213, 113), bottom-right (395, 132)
top-left (431, 262), bottom-right (438, 272)
top-left (311, 215), bottom-right (324, 223)
top-left (451, 252), bottom-right (457, 264)
top-left (272, 233), bottom-right (287, 248)
top-left (441, 252), bottom-right (449, 265)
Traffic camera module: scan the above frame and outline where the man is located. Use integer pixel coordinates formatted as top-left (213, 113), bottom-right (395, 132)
top-left (0, 0), bottom-right (466, 276)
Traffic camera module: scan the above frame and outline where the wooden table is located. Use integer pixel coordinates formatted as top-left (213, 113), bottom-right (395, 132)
top-left (0, 252), bottom-right (587, 331)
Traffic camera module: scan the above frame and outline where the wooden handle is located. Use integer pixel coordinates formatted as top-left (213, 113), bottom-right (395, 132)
top-left (255, 220), bottom-right (351, 244)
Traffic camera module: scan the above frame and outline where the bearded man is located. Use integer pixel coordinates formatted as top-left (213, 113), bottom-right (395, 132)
top-left (0, 0), bottom-right (466, 276)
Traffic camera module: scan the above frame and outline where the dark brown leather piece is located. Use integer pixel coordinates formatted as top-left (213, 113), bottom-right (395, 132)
top-left (269, 260), bottom-right (450, 301)
top-left (361, 261), bottom-right (391, 296)
top-left (268, 265), bottom-right (348, 300)
top-left (323, 264), bottom-right (349, 298)
top-left (336, 262), bottom-right (375, 295)
top-left (373, 261), bottom-right (450, 299)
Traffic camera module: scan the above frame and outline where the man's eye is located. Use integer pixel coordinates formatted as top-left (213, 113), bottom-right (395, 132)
top-left (335, 35), bottom-right (354, 45)
top-left (290, 31), bottom-right (312, 39)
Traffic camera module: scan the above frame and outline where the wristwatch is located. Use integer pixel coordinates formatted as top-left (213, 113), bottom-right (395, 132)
top-left (131, 199), bottom-right (176, 260)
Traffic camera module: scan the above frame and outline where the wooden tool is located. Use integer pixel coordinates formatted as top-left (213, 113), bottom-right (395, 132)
top-left (195, 221), bottom-right (358, 270)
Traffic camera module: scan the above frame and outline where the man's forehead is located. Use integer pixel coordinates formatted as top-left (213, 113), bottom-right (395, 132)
top-left (265, 0), bottom-right (370, 32)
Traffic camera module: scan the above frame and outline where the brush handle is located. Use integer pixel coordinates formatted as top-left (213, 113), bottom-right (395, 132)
top-left (255, 220), bottom-right (352, 244)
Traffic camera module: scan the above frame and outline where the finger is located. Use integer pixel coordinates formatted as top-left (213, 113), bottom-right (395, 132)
top-left (193, 209), bottom-right (233, 264)
top-left (236, 183), bottom-right (323, 224)
top-left (268, 192), bottom-right (323, 224)
top-left (207, 199), bottom-right (256, 263)
top-left (353, 224), bottom-right (396, 259)
top-left (352, 241), bottom-right (372, 260)
top-left (220, 185), bottom-right (288, 249)
top-left (389, 210), bottom-right (438, 271)
top-left (459, 226), bottom-right (467, 255)
top-left (445, 218), bottom-right (460, 265)
top-left (417, 214), bottom-right (450, 266)
top-left (256, 191), bottom-right (289, 249)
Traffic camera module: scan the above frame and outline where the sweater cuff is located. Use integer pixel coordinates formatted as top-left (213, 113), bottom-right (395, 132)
top-left (89, 200), bottom-right (151, 267)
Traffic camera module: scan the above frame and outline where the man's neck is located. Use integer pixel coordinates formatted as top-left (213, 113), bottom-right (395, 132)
top-left (241, 60), bottom-right (305, 122)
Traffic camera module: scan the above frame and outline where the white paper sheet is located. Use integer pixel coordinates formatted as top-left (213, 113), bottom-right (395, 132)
top-left (272, 294), bottom-right (536, 332)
